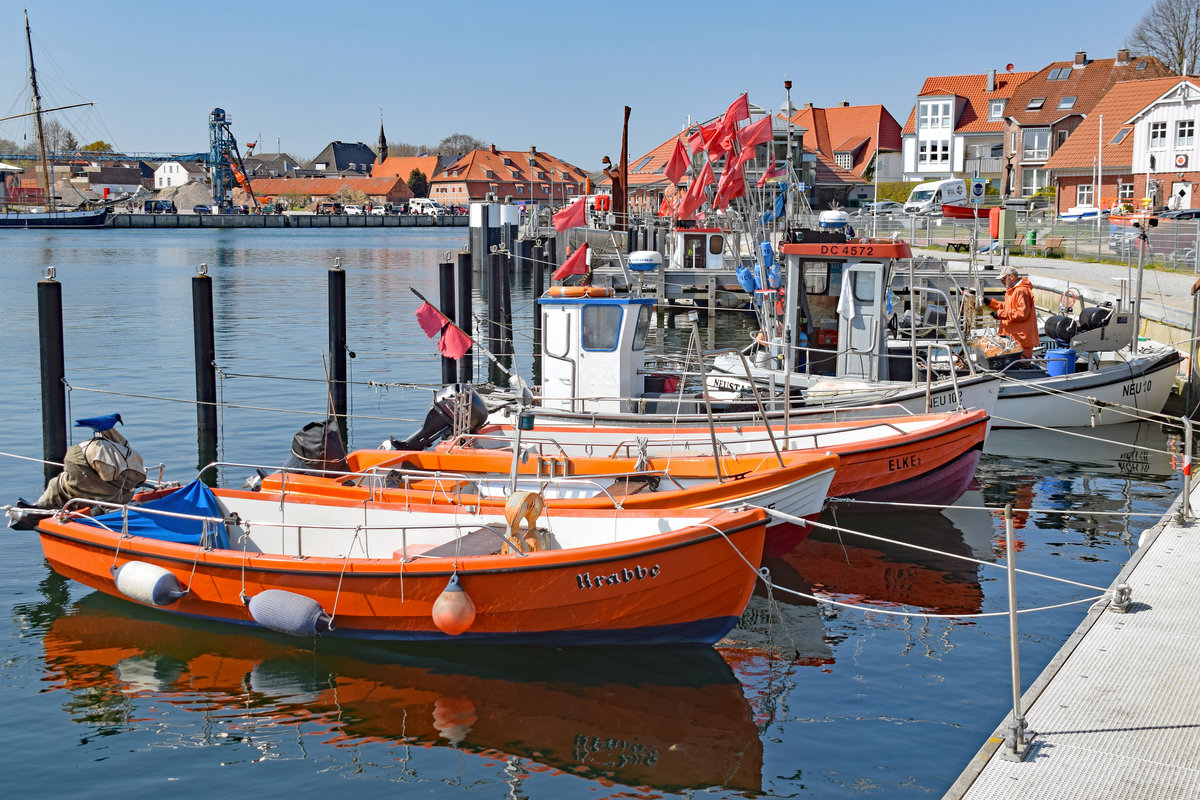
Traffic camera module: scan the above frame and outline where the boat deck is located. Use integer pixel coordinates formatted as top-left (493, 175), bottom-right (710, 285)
top-left (944, 481), bottom-right (1200, 799)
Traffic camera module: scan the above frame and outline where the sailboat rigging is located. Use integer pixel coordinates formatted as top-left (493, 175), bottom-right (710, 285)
top-left (0, 11), bottom-right (107, 228)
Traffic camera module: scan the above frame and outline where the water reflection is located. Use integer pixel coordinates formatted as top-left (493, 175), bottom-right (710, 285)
top-left (41, 592), bottom-right (762, 793)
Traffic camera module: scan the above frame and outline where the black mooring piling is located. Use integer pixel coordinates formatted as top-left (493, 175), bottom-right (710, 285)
top-left (438, 259), bottom-right (456, 385)
top-left (37, 267), bottom-right (66, 485)
top-left (457, 251), bottom-right (473, 384)
top-left (192, 264), bottom-right (218, 477)
top-left (328, 259), bottom-right (348, 442)
top-left (500, 249), bottom-right (513, 363)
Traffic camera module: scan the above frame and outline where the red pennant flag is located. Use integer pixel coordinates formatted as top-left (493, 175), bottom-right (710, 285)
top-left (415, 301), bottom-right (447, 338)
top-left (714, 162), bottom-right (746, 210)
top-left (737, 115), bottom-right (772, 150)
top-left (721, 93), bottom-right (750, 127)
top-left (552, 196), bottom-right (587, 232)
top-left (438, 322), bottom-right (473, 359)
top-left (552, 242), bottom-right (589, 281)
top-left (664, 137), bottom-right (689, 185)
top-left (676, 161), bottom-right (715, 220)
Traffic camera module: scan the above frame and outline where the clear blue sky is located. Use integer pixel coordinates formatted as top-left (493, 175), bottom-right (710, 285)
top-left (0, 0), bottom-right (1152, 169)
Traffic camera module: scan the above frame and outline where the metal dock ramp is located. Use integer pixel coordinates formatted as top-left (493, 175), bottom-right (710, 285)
top-left (945, 482), bottom-right (1200, 799)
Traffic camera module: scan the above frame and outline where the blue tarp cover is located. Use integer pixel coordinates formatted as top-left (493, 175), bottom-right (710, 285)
top-left (81, 480), bottom-right (230, 549)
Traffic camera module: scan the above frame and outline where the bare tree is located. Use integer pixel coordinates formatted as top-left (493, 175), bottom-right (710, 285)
top-left (0, 137), bottom-right (18, 154)
top-left (437, 133), bottom-right (486, 156)
top-left (386, 141), bottom-right (434, 157)
top-left (1130, 0), bottom-right (1200, 74)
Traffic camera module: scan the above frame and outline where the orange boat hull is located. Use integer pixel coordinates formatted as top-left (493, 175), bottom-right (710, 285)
top-left (36, 496), bottom-right (767, 646)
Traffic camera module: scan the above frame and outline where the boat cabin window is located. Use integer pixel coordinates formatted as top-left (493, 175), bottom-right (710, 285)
top-left (581, 304), bottom-right (623, 351)
top-left (852, 270), bottom-right (876, 302)
top-left (632, 304), bottom-right (652, 350)
top-left (708, 234), bottom-right (724, 255)
top-left (682, 234), bottom-right (706, 268)
top-left (802, 262), bottom-right (831, 295)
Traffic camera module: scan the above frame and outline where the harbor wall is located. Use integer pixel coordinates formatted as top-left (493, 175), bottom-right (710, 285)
top-left (107, 214), bottom-right (468, 229)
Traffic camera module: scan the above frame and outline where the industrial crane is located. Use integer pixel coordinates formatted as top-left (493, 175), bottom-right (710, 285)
top-left (208, 108), bottom-right (260, 212)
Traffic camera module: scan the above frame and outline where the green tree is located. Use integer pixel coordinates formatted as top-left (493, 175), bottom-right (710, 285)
top-left (407, 168), bottom-right (429, 197)
top-left (81, 141), bottom-right (114, 152)
top-left (1130, 0), bottom-right (1200, 74)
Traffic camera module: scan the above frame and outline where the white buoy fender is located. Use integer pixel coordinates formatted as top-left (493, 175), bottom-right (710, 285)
top-left (113, 561), bottom-right (185, 607)
top-left (247, 589), bottom-right (332, 636)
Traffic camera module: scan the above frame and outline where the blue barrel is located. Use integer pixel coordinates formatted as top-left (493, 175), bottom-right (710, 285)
top-left (1046, 348), bottom-right (1077, 376)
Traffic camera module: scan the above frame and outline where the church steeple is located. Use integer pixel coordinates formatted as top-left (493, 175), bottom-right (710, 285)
top-left (377, 113), bottom-right (388, 164)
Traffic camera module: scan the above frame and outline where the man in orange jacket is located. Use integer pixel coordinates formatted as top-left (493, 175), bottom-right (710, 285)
top-left (987, 266), bottom-right (1039, 358)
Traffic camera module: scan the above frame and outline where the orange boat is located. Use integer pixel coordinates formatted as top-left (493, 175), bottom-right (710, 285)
top-left (43, 593), bottom-right (763, 792)
top-left (33, 479), bottom-right (767, 646)
top-left (261, 448), bottom-right (838, 557)
top-left (461, 407), bottom-right (988, 510)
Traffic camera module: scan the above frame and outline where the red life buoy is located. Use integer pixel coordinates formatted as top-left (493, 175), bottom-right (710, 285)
top-left (593, 195), bottom-right (611, 212)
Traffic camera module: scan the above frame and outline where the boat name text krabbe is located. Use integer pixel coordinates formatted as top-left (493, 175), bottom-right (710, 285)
top-left (576, 564), bottom-right (661, 590)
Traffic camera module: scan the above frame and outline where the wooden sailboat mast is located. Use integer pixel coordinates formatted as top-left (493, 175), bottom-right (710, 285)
top-left (25, 10), bottom-right (54, 212)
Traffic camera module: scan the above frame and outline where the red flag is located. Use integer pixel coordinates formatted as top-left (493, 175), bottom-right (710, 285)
top-left (552, 242), bottom-right (589, 281)
top-left (552, 196), bottom-right (587, 232)
top-left (676, 161), bottom-right (714, 220)
top-left (714, 162), bottom-right (746, 210)
top-left (737, 115), bottom-right (772, 149)
top-left (688, 120), bottom-right (726, 160)
top-left (664, 137), bottom-right (689, 185)
top-left (721, 93), bottom-right (750, 127)
top-left (415, 301), bottom-right (473, 359)
top-left (438, 322), bottom-right (473, 359)
top-left (415, 301), bottom-right (446, 338)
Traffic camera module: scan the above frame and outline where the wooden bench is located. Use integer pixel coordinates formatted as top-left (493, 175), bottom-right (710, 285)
top-left (944, 240), bottom-right (971, 253)
top-left (1034, 235), bottom-right (1065, 257)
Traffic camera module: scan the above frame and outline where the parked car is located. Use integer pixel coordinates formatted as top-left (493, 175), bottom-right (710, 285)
top-left (1156, 208), bottom-right (1200, 221)
top-left (369, 206), bottom-right (387, 215)
top-left (192, 204), bottom-right (212, 215)
top-left (409, 198), bottom-right (446, 216)
top-left (858, 200), bottom-right (904, 216)
top-left (230, 204), bottom-right (249, 215)
top-left (343, 204), bottom-right (364, 215)
top-left (317, 202), bottom-right (343, 215)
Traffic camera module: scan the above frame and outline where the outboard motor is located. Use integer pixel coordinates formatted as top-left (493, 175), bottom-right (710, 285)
top-left (387, 384), bottom-right (488, 451)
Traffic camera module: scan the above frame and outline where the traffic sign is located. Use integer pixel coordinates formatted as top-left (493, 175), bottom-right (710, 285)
top-left (969, 179), bottom-right (988, 204)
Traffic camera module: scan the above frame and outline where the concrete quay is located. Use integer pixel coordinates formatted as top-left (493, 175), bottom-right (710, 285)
top-left (106, 213), bottom-right (468, 229)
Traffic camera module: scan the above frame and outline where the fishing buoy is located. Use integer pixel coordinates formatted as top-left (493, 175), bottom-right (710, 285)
top-left (431, 574), bottom-right (476, 635)
top-left (432, 695), bottom-right (478, 744)
top-left (113, 561), bottom-right (186, 607)
top-left (247, 589), bottom-right (332, 636)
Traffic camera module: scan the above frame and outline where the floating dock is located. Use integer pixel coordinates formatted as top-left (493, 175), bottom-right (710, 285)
top-left (944, 481), bottom-right (1200, 799)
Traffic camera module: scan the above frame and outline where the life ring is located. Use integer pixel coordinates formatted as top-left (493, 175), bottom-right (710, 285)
top-left (546, 285), bottom-right (613, 298)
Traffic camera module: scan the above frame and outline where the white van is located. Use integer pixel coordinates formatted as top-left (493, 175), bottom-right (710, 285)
top-left (409, 198), bottom-right (445, 216)
top-left (904, 179), bottom-right (967, 215)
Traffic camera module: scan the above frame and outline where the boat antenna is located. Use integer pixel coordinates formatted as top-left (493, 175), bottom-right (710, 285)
top-left (25, 11), bottom-right (55, 214)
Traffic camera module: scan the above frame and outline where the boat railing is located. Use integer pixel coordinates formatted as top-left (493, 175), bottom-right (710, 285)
top-left (65, 492), bottom-right (531, 559)
top-left (890, 285), bottom-right (977, 377)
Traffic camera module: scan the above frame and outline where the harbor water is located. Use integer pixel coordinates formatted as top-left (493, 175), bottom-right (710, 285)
top-left (0, 228), bottom-right (1184, 798)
